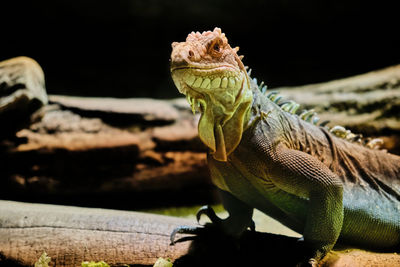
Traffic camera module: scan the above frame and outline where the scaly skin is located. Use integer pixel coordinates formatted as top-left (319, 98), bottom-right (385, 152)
top-left (170, 28), bottom-right (400, 263)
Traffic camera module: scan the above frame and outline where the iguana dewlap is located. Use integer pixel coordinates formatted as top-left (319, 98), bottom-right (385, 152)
top-left (170, 27), bottom-right (400, 262)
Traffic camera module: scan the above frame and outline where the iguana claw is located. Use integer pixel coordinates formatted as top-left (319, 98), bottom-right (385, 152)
top-left (196, 205), bottom-right (255, 231)
top-left (196, 205), bottom-right (221, 225)
top-left (170, 205), bottom-right (256, 245)
top-left (170, 225), bottom-right (203, 245)
top-left (170, 206), bottom-right (218, 245)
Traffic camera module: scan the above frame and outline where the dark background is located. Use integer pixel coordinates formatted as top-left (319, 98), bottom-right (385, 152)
top-left (2, 0), bottom-right (399, 98)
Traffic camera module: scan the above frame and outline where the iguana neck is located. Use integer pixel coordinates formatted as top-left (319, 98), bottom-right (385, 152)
top-left (198, 80), bottom-right (253, 162)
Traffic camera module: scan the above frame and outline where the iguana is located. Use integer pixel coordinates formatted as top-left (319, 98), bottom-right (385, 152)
top-left (169, 27), bottom-right (400, 264)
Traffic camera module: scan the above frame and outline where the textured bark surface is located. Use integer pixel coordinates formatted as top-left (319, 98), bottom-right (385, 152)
top-left (1, 201), bottom-right (400, 267)
top-left (0, 201), bottom-right (193, 266)
top-left (0, 96), bottom-right (210, 209)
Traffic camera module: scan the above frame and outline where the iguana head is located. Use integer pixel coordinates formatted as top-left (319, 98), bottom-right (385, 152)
top-left (171, 27), bottom-right (253, 161)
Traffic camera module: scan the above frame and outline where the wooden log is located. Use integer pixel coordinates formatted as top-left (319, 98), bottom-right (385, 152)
top-left (1, 201), bottom-right (400, 267)
top-left (0, 200), bottom-right (194, 266)
top-left (0, 98), bottom-right (211, 208)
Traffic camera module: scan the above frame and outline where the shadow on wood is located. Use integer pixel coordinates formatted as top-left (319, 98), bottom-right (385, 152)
top-left (173, 228), bottom-right (305, 267)
top-left (173, 227), bottom-right (400, 267)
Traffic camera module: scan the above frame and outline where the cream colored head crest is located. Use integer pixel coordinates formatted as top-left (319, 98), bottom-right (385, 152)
top-left (170, 27), bottom-right (249, 115)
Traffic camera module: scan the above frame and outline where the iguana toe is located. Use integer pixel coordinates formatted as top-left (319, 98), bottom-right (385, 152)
top-left (196, 205), bottom-right (222, 225)
top-left (170, 225), bottom-right (204, 245)
top-left (170, 206), bottom-right (224, 245)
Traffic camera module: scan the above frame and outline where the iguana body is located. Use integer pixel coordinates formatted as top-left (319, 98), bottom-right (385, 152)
top-left (170, 28), bottom-right (400, 262)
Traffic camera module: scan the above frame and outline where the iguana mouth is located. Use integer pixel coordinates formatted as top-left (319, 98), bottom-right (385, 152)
top-left (171, 66), bottom-right (244, 115)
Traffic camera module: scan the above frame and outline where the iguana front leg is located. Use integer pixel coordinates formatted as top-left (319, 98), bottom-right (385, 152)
top-left (170, 189), bottom-right (254, 244)
top-left (213, 189), bottom-right (255, 236)
top-left (268, 144), bottom-right (344, 260)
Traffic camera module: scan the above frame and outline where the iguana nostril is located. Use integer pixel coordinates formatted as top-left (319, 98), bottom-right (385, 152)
top-left (188, 50), bottom-right (194, 58)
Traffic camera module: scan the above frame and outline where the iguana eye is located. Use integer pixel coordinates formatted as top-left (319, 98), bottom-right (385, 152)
top-left (210, 38), bottom-right (223, 56)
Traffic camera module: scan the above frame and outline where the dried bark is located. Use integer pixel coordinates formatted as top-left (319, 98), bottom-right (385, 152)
top-left (0, 200), bottom-right (193, 266)
top-left (0, 97), bottom-right (210, 209)
top-left (1, 201), bottom-right (400, 267)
